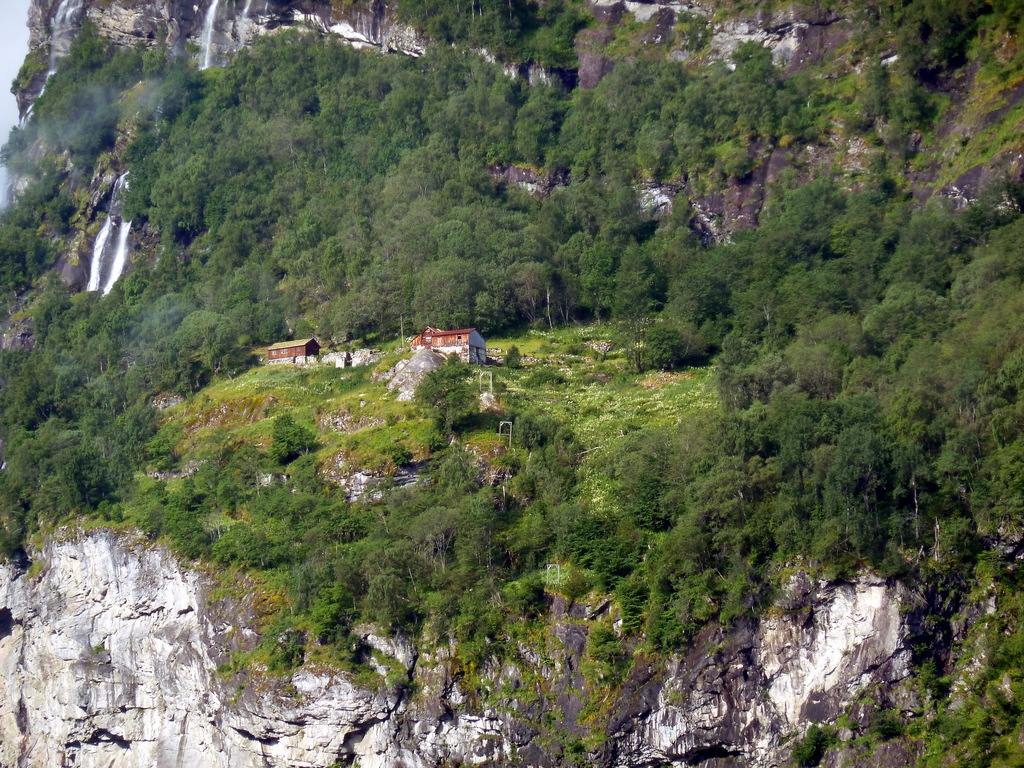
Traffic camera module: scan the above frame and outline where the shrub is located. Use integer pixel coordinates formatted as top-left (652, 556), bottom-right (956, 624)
top-left (869, 709), bottom-right (905, 740)
top-left (268, 414), bottom-right (317, 464)
top-left (526, 366), bottom-right (566, 387)
top-left (502, 573), bottom-right (547, 618)
top-left (506, 345), bottom-right (522, 369)
top-left (561, 568), bottom-right (592, 603)
top-left (588, 623), bottom-right (625, 666)
top-left (415, 357), bottom-right (476, 433)
top-left (266, 629), bottom-right (306, 673)
top-left (791, 724), bottom-right (834, 767)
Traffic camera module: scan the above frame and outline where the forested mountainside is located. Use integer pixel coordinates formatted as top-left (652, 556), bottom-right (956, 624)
top-left (3, 1), bottom-right (1024, 766)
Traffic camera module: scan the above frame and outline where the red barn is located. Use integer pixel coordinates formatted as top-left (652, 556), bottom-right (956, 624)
top-left (411, 327), bottom-right (486, 364)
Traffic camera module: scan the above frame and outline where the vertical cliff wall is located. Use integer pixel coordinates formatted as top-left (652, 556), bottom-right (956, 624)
top-left (0, 530), bottom-right (915, 767)
top-left (0, 531), bottom-right (402, 767)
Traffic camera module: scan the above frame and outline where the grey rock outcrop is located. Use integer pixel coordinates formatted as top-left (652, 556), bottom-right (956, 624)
top-left (0, 530), bottom-right (916, 767)
top-left (0, 318), bottom-right (35, 351)
top-left (708, 6), bottom-right (851, 71)
top-left (0, 531), bottom-right (399, 768)
top-left (385, 348), bottom-right (445, 402)
top-left (488, 163), bottom-right (570, 197)
top-left (600, 575), bottom-right (911, 764)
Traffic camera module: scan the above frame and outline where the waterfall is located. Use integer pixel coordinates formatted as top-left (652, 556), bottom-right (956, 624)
top-left (236, 0), bottom-right (254, 46)
top-left (86, 217), bottom-right (113, 292)
top-left (87, 172), bottom-right (131, 294)
top-left (102, 221), bottom-right (132, 295)
top-left (200, 0), bottom-right (221, 70)
top-left (48, 0), bottom-right (84, 78)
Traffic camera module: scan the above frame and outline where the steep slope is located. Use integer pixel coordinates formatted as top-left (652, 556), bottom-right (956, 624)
top-left (0, 529), bottom-right (915, 767)
top-left (19, 0), bottom-right (426, 116)
top-left (14, 0), bottom-right (1024, 243)
top-left (3, 3), bottom-right (1024, 767)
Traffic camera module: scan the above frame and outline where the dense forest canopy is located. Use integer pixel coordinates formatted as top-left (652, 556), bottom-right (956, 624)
top-left (2, 3), bottom-right (1024, 760)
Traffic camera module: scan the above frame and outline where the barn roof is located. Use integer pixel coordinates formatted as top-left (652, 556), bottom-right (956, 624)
top-left (267, 338), bottom-right (317, 351)
top-left (424, 328), bottom-right (478, 337)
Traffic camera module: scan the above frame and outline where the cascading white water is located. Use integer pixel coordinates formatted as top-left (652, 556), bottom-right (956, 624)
top-left (236, 0), bottom-right (254, 46)
top-left (200, 0), bottom-right (221, 70)
top-left (102, 221), bottom-right (132, 295)
top-left (86, 217), bottom-right (113, 292)
top-left (87, 172), bottom-right (131, 293)
top-left (47, 0), bottom-right (84, 78)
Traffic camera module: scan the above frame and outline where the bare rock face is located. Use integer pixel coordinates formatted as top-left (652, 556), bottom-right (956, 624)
top-left (385, 347), bottom-right (445, 402)
top-left (0, 531), bottom-right (397, 768)
top-left (488, 163), bottom-right (570, 197)
top-left (0, 318), bottom-right (35, 351)
top-left (0, 531), bottom-right (916, 768)
top-left (708, 5), bottom-right (851, 71)
top-left (601, 575), bottom-right (911, 765)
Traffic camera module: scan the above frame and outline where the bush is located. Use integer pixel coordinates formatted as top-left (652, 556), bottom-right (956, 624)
top-left (588, 623), bottom-right (625, 666)
top-left (791, 724), bottom-right (835, 767)
top-left (266, 628), bottom-right (306, 673)
top-left (869, 709), bottom-right (905, 740)
top-left (561, 568), bottom-right (592, 603)
top-left (415, 357), bottom-right (476, 433)
top-left (268, 414), bottom-right (317, 464)
top-left (502, 572), bottom-right (547, 618)
top-left (526, 366), bottom-right (566, 387)
top-left (145, 422), bottom-right (183, 472)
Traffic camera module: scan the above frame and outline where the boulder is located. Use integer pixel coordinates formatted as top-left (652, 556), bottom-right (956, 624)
top-left (386, 349), bottom-right (445, 402)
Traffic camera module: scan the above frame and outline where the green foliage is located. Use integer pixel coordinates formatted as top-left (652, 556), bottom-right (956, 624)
top-left (397, 0), bottom-right (589, 68)
top-left (869, 709), bottom-right (906, 740)
top-left (0, 173), bottom-right (60, 293)
top-left (587, 622), bottom-right (624, 667)
top-left (791, 724), bottom-right (835, 766)
top-left (502, 572), bottom-right (546, 618)
top-left (29, 23), bottom-right (144, 168)
top-left (145, 422), bottom-right (184, 472)
top-left (268, 414), bottom-right (317, 464)
top-left (415, 357), bottom-right (477, 433)
top-left (505, 345), bottom-right (522, 369)
top-left (7, 16), bottom-right (1024, 750)
top-left (525, 365), bottom-right (566, 387)
top-left (262, 623), bottom-right (307, 673)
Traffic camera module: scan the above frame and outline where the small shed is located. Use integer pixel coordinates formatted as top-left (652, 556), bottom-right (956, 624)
top-left (267, 338), bottom-right (320, 364)
top-left (411, 327), bottom-right (486, 364)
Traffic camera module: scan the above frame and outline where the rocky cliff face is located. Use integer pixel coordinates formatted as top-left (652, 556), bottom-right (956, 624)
top-left (0, 530), bottom-right (918, 767)
top-left (0, 532), bottom-right (398, 767)
top-left (19, 0), bottom-right (426, 114)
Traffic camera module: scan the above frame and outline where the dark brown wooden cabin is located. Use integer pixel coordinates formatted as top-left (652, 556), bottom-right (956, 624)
top-left (266, 338), bottom-right (320, 361)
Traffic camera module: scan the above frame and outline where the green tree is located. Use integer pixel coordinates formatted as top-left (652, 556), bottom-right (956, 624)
top-left (171, 310), bottom-right (239, 392)
top-left (792, 724), bottom-right (835, 766)
top-left (579, 238), bottom-right (617, 321)
top-left (415, 357), bottom-right (476, 433)
top-left (268, 414), bottom-right (317, 465)
top-left (505, 345), bottom-right (522, 369)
